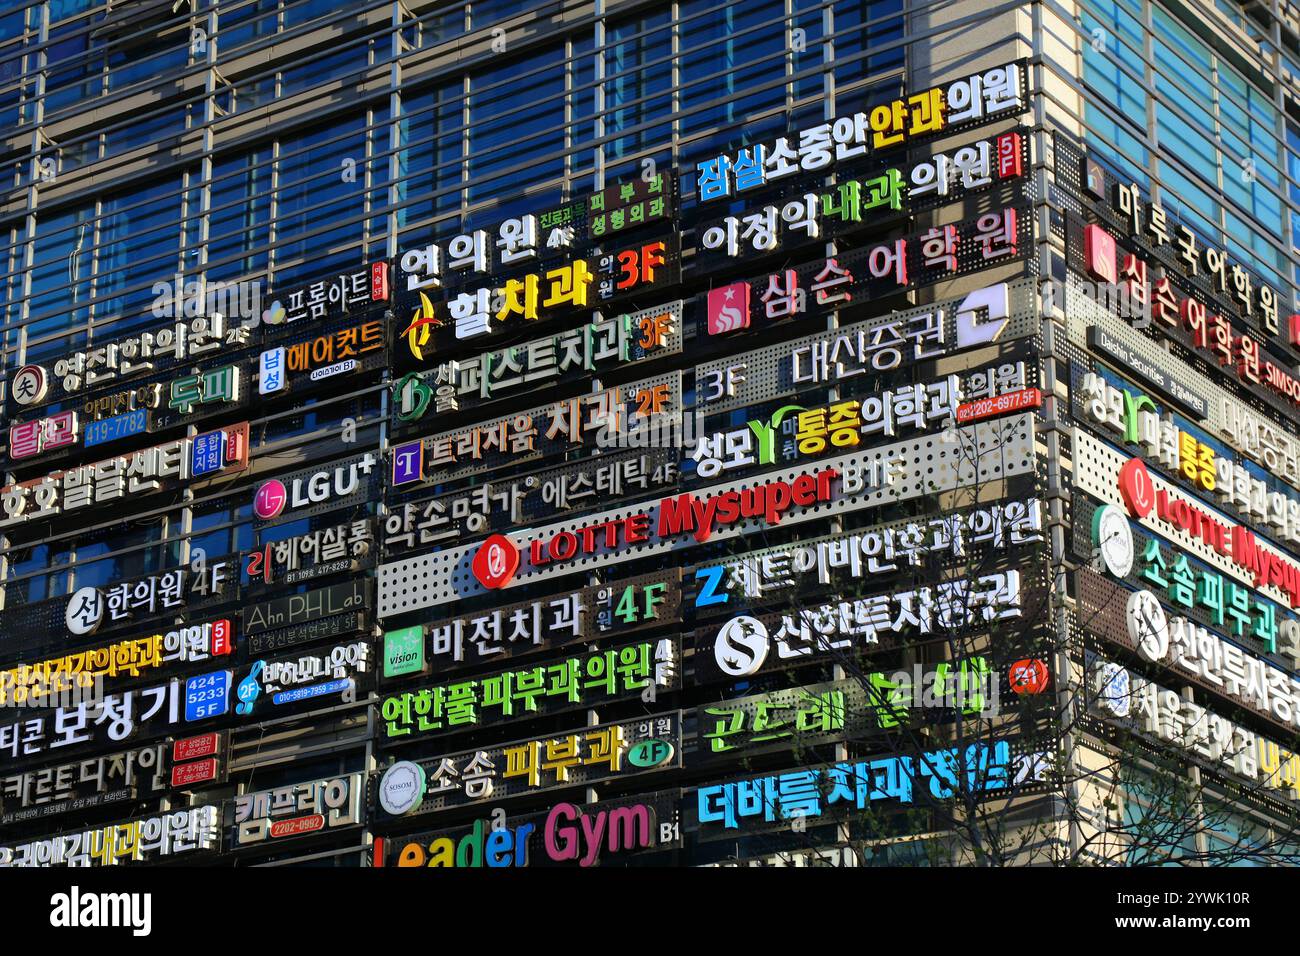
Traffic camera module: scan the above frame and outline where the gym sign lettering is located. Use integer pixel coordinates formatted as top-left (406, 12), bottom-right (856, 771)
top-left (388, 791), bottom-right (679, 867)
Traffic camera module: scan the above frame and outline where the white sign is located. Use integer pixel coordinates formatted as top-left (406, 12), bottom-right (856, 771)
top-left (379, 761), bottom-right (427, 816)
top-left (259, 347), bottom-right (286, 395)
top-left (1093, 504), bottom-right (1135, 577)
top-left (65, 586), bottom-right (105, 636)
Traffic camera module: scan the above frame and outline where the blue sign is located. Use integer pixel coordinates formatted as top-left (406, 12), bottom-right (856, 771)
top-left (83, 409), bottom-right (149, 449)
top-left (191, 429), bottom-right (226, 477)
top-left (273, 679), bottom-right (352, 706)
top-left (392, 440), bottom-right (423, 486)
top-left (235, 660), bottom-right (264, 715)
top-left (184, 670), bottom-right (231, 722)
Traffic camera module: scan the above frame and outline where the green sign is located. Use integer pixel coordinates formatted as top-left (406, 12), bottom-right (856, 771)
top-left (384, 626), bottom-right (426, 678)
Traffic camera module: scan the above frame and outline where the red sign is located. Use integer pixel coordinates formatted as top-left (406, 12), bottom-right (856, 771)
top-left (171, 757), bottom-right (220, 788)
top-left (527, 469), bottom-right (840, 572)
top-left (707, 281), bottom-right (750, 335)
top-left (955, 387), bottom-right (1041, 423)
top-left (211, 619), bottom-right (234, 656)
top-left (371, 261), bottom-right (390, 302)
top-left (1116, 455), bottom-right (1300, 607)
top-left (173, 732), bottom-right (221, 762)
top-left (472, 534), bottom-right (519, 590)
top-left (1009, 659), bottom-right (1050, 695)
top-left (270, 814), bottom-right (325, 839)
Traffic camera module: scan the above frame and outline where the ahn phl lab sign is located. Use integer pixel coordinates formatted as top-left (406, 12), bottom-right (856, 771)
top-left (472, 468), bottom-right (840, 589)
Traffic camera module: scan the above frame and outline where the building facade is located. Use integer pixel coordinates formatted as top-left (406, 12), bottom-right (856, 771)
top-left (0, 0), bottom-right (1297, 867)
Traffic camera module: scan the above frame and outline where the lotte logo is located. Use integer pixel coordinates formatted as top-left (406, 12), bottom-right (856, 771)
top-left (253, 479), bottom-right (288, 519)
top-left (1117, 457), bottom-right (1155, 518)
top-left (472, 534), bottom-right (519, 590)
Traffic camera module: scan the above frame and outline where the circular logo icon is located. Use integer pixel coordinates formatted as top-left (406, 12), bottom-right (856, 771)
top-left (10, 365), bottom-right (48, 406)
top-left (1118, 457), bottom-right (1155, 519)
top-left (379, 760), bottom-right (427, 816)
top-left (1008, 658), bottom-right (1050, 695)
top-left (627, 739), bottom-right (675, 769)
top-left (254, 479), bottom-right (288, 520)
top-left (262, 300), bottom-right (286, 325)
top-left (65, 586), bottom-right (104, 636)
top-left (1126, 589), bottom-right (1169, 662)
top-left (713, 616), bottom-right (769, 677)
top-left (1096, 662), bottom-right (1132, 718)
top-left (472, 534), bottom-right (518, 590)
top-left (1093, 504), bottom-right (1135, 578)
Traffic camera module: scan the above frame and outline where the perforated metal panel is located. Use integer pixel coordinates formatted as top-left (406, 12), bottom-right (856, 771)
top-left (1072, 427), bottom-right (1298, 611)
top-left (379, 412), bottom-right (1037, 618)
top-left (1063, 282), bottom-right (1225, 425)
top-left (696, 278), bottom-right (1041, 414)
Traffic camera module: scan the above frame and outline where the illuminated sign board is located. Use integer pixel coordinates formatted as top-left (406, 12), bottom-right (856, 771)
top-left (388, 791), bottom-right (680, 867)
top-left (394, 373), bottom-right (680, 485)
top-left (244, 518), bottom-right (375, 587)
top-left (393, 304), bottom-right (682, 419)
top-left (380, 639), bottom-right (677, 741)
top-left (696, 60), bottom-right (1028, 200)
top-left (0, 805), bottom-right (221, 867)
top-left (378, 414), bottom-right (1039, 616)
top-left (0, 741), bottom-right (168, 824)
top-left (402, 570), bottom-right (680, 673)
top-left (0, 618), bottom-right (234, 706)
top-left (695, 740), bottom-right (1036, 832)
top-left (242, 579), bottom-right (371, 637)
top-left (230, 773), bottom-right (364, 846)
top-left (374, 712), bottom-right (681, 818)
top-left (383, 449), bottom-right (679, 554)
top-left (0, 422), bottom-right (249, 530)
